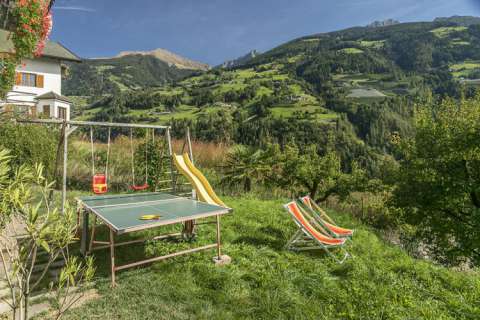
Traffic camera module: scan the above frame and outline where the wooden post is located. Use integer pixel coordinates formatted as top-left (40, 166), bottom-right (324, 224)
top-left (186, 127), bottom-right (196, 200)
top-left (75, 201), bottom-right (82, 238)
top-left (110, 229), bottom-right (116, 288)
top-left (186, 127), bottom-right (194, 165)
top-left (216, 215), bottom-right (221, 259)
top-left (166, 128), bottom-right (176, 194)
top-left (62, 121), bottom-right (68, 214)
top-left (88, 215), bottom-right (97, 254)
top-left (80, 209), bottom-right (89, 256)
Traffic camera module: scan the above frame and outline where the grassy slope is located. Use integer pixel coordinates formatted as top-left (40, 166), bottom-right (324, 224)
top-left (61, 197), bottom-right (479, 320)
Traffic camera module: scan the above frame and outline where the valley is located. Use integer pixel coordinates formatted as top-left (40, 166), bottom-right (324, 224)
top-left (65, 16), bottom-right (480, 162)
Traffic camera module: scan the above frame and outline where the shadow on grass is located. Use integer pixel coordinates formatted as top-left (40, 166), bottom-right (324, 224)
top-left (232, 226), bottom-right (286, 250)
top-left (73, 225), bottom-right (187, 280)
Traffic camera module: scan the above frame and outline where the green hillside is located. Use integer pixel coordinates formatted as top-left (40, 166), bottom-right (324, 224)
top-left (63, 55), bottom-right (201, 96)
top-left (70, 17), bottom-right (480, 169)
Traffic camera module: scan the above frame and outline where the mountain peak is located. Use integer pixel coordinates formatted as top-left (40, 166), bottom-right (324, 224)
top-left (114, 48), bottom-right (210, 71)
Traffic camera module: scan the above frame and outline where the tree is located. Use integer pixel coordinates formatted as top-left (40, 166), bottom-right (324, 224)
top-left (275, 143), bottom-right (374, 201)
top-left (221, 145), bottom-right (272, 192)
top-left (392, 95), bottom-right (480, 265)
top-left (0, 149), bottom-right (94, 320)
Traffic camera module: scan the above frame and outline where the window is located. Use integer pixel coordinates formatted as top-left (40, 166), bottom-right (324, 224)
top-left (21, 73), bottom-right (36, 87)
top-left (43, 105), bottom-right (50, 117)
top-left (15, 72), bottom-right (44, 88)
top-left (58, 107), bottom-right (67, 120)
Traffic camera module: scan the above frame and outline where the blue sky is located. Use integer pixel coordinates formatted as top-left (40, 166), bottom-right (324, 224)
top-left (51, 0), bottom-right (480, 65)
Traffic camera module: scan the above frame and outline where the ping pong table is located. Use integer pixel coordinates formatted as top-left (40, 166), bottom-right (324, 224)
top-left (76, 192), bottom-right (232, 286)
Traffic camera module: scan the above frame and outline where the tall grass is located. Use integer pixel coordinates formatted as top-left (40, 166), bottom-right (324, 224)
top-left (171, 139), bottom-right (229, 168)
top-left (66, 135), bottom-right (230, 193)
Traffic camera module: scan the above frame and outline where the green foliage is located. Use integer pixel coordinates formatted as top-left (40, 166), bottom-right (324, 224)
top-left (222, 142), bottom-right (377, 202)
top-left (0, 121), bottom-right (58, 179)
top-left (133, 136), bottom-right (169, 191)
top-left (0, 149), bottom-right (94, 320)
top-left (0, 56), bottom-right (17, 98)
top-left (221, 145), bottom-right (273, 192)
top-left (392, 95), bottom-right (480, 265)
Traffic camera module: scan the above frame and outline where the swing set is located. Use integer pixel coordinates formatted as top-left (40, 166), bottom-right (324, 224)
top-left (89, 126), bottom-right (154, 194)
top-left (16, 119), bottom-right (184, 213)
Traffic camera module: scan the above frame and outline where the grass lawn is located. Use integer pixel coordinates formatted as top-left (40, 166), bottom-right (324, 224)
top-left (60, 196), bottom-right (480, 320)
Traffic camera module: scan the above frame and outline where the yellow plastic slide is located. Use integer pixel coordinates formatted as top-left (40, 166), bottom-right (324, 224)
top-left (172, 153), bottom-right (227, 207)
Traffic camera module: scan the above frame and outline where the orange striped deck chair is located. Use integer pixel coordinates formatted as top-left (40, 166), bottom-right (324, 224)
top-left (283, 201), bottom-right (350, 264)
top-left (300, 195), bottom-right (354, 239)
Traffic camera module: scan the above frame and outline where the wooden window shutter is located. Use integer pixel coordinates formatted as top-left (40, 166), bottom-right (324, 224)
top-left (15, 72), bottom-right (22, 85)
top-left (36, 75), bottom-right (44, 88)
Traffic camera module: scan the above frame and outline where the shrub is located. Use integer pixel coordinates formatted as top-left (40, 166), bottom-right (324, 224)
top-left (0, 122), bottom-right (59, 179)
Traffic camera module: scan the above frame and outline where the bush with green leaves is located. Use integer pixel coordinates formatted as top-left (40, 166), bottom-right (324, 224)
top-left (221, 142), bottom-right (381, 202)
top-left (392, 95), bottom-right (480, 266)
top-left (0, 121), bottom-right (59, 180)
top-left (0, 149), bottom-right (94, 320)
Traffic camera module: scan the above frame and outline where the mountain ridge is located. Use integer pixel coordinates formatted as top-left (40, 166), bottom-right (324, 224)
top-left (93, 48), bottom-right (209, 71)
top-left (220, 50), bottom-right (261, 69)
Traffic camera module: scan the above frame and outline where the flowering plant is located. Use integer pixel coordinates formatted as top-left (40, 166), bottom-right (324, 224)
top-left (0, 0), bottom-right (52, 98)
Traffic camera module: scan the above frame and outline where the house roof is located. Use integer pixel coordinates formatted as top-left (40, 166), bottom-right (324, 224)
top-left (35, 91), bottom-right (72, 103)
top-left (0, 29), bottom-right (81, 62)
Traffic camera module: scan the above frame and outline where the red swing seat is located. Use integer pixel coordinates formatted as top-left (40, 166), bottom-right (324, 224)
top-left (131, 183), bottom-right (149, 191)
top-left (92, 174), bottom-right (108, 194)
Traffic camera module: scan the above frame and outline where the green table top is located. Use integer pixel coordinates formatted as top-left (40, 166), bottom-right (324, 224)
top-left (77, 193), bottom-right (230, 234)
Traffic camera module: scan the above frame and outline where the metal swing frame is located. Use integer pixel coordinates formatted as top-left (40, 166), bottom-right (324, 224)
top-left (16, 118), bottom-right (177, 212)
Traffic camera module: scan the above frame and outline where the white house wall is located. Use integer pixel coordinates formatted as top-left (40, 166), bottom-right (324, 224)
top-left (36, 98), bottom-right (55, 117)
top-left (7, 57), bottom-right (61, 105)
top-left (37, 99), bottom-right (71, 121)
top-left (54, 100), bottom-right (71, 121)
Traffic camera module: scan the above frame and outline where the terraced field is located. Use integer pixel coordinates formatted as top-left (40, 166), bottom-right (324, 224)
top-left (359, 40), bottom-right (386, 49)
top-left (338, 48), bottom-right (364, 54)
top-left (430, 26), bottom-right (468, 38)
top-left (450, 60), bottom-right (480, 78)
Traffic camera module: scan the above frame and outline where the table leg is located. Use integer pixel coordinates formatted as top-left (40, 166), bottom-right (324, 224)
top-left (110, 228), bottom-right (116, 288)
top-left (75, 204), bottom-right (81, 238)
top-left (216, 215), bottom-right (221, 259)
top-left (80, 209), bottom-right (89, 256)
top-left (88, 215), bottom-right (97, 254)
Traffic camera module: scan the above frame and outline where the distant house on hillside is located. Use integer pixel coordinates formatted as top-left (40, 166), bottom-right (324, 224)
top-left (0, 29), bottom-right (81, 121)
